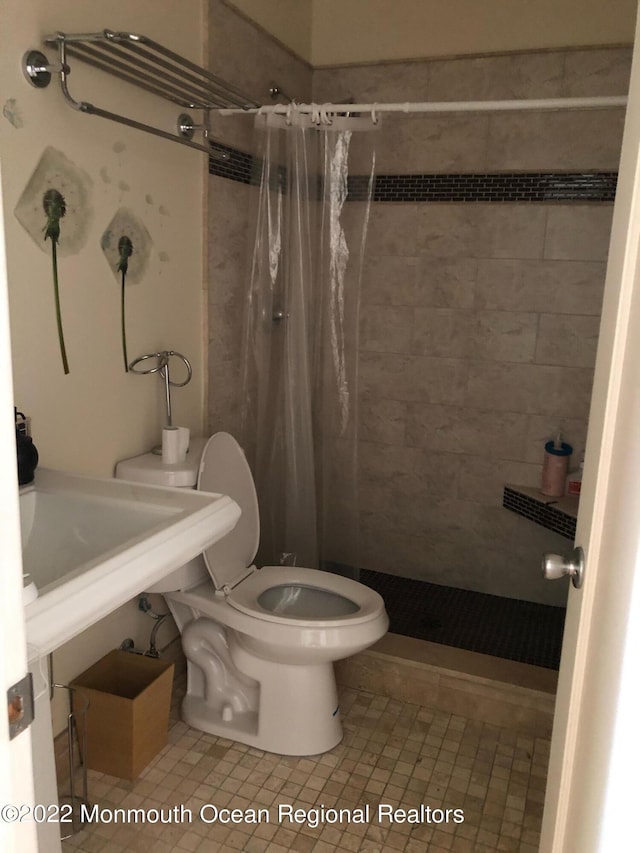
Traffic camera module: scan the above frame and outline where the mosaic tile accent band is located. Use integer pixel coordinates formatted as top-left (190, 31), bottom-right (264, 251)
top-left (503, 486), bottom-right (577, 540)
top-left (349, 171), bottom-right (617, 203)
top-left (209, 140), bottom-right (256, 184)
top-left (209, 140), bottom-right (617, 203)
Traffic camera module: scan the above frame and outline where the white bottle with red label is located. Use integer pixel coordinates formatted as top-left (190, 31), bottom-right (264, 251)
top-left (566, 461), bottom-right (583, 497)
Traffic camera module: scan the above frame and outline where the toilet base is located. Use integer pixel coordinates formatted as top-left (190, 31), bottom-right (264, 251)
top-left (183, 632), bottom-right (343, 755)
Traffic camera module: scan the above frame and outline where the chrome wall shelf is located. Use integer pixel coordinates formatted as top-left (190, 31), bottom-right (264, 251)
top-left (23, 30), bottom-right (259, 154)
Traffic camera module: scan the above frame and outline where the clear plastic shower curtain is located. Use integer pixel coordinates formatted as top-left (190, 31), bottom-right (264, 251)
top-left (240, 109), bottom-right (376, 571)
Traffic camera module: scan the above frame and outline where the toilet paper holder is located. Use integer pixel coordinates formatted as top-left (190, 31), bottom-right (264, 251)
top-left (129, 350), bottom-right (192, 427)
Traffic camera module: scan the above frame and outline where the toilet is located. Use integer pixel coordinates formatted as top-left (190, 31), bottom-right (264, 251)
top-left (115, 432), bottom-right (388, 755)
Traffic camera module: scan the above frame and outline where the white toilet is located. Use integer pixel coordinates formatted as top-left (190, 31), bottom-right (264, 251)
top-left (116, 432), bottom-right (388, 755)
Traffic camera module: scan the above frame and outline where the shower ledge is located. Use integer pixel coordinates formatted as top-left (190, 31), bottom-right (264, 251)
top-left (503, 484), bottom-right (578, 541)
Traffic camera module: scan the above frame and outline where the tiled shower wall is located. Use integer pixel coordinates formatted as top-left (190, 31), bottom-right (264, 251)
top-left (206, 0), bottom-right (631, 606)
top-left (206, 0), bottom-right (313, 436)
top-left (314, 50), bottom-right (630, 606)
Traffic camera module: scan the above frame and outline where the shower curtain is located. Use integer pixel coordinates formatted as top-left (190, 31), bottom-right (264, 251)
top-left (239, 107), bottom-right (376, 571)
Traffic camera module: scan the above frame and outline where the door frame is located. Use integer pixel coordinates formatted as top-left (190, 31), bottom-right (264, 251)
top-left (0, 162), bottom-right (37, 849)
top-left (541, 6), bottom-right (640, 850)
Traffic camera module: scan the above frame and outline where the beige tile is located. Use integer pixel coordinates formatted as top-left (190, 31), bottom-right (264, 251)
top-left (362, 251), bottom-right (477, 309)
top-left (472, 311), bottom-right (538, 363)
top-left (355, 518), bottom-right (441, 577)
top-left (366, 205), bottom-right (487, 259)
top-left (358, 398), bottom-right (407, 445)
top-left (359, 351), bottom-right (468, 405)
top-left (544, 205), bottom-right (614, 261)
top-left (535, 314), bottom-right (601, 368)
top-left (477, 205), bottom-right (547, 260)
top-left (411, 308), bottom-right (473, 358)
top-left (361, 255), bottom-right (421, 306)
top-left (456, 455), bottom-right (542, 505)
top-left (561, 47), bottom-right (633, 97)
top-left (465, 361), bottom-right (594, 419)
top-left (209, 0), bottom-right (311, 106)
top-left (361, 494), bottom-right (473, 543)
top-left (405, 404), bottom-right (528, 460)
top-left (486, 109), bottom-right (625, 171)
top-left (313, 62), bottom-right (430, 103)
top-left (360, 304), bottom-right (414, 353)
top-left (210, 112), bottom-right (255, 153)
top-left (475, 259), bottom-right (606, 316)
top-left (207, 180), bottom-right (251, 284)
top-left (206, 357), bottom-right (242, 436)
top-left (207, 300), bottom-right (244, 363)
top-left (414, 258), bottom-right (478, 309)
top-left (427, 51), bottom-right (565, 101)
top-left (378, 114), bottom-right (490, 174)
top-left (358, 441), bottom-right (460, 502)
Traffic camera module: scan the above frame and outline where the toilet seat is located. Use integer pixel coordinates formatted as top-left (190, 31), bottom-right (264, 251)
top-left (226, 565), bottom-right (384, 627)
top-left (197, 434), bottom-right (382, 630)
top-left (198, 432), bottom-right (260, 591)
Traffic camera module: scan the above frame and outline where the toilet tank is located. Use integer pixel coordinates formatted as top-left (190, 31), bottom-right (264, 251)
top-left (114, 437), bottom-right (209, 593)
top-left (115, 436), bottom-right (208, 488)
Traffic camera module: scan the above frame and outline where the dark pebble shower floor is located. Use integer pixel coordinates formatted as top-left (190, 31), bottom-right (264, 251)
top-left (358, 568), bottom-right (566, 670)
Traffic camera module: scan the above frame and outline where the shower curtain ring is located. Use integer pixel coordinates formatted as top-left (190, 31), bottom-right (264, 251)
top-left (371, 105), bottom-right (379, 125)
top-left (321, 105), bottom-right (333, 126)
top-left (311, 105), bottom-right (320, 126)
top-left (286, 103), bottom-right (293, 125)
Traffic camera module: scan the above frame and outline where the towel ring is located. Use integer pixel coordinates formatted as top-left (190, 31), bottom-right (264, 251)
top-left (128, 350), bottom-right (192, 427)
top-left (129, 350), bottom-right (192, 386)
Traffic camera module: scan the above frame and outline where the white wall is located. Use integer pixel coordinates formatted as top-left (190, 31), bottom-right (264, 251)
top-left (311, 0), bottom-right (637, 66)
top-left (229, 0), bottom-right (637, 65)
top-left (225, 0), bottom-right (312, 61)
top-left (0, 0), bottom-right (206, 733)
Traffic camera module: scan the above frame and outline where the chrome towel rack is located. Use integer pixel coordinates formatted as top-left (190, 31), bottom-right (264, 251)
top-left (23, 30), bottom-right (259, 154)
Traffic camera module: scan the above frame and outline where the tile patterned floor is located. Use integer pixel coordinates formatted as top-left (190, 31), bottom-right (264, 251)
top-left (359, 570), bottom-right (566, 671)
top-left (61, 668), bottom-right (549, 852)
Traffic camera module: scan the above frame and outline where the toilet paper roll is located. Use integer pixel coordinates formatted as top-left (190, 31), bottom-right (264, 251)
top-left (176, 426), bottom-right (190, 460)
top-left (162, 427), bottom-right (181, 464)
top-left (162, 426), bottom-right (190, 464)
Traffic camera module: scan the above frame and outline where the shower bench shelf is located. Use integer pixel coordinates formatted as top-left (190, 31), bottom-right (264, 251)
top-left (503, 485), bottom-right (578, 541)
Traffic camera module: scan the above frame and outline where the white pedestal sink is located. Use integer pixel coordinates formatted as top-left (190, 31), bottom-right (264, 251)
top-left (21, 468), bottom-right (240, 655)
top-left (19, 467), bottom-right (240, 853)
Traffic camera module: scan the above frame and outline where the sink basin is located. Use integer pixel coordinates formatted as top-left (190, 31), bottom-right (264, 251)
top-left (20, 468), bottom-right (240, 655)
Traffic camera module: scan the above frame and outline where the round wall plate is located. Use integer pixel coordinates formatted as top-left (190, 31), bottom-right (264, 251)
top-left (22, 50), bottom-right (52, 89)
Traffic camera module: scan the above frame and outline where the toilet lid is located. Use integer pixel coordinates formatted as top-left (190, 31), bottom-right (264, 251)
top-left (198, 432), bottom-right (260, 590)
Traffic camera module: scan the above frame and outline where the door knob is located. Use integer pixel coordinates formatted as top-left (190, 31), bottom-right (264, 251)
top-left (542, 546), bottom-right (584, 588)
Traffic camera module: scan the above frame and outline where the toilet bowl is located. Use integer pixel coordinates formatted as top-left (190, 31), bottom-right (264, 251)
top-left (116, 432), bottom-right (388, 755)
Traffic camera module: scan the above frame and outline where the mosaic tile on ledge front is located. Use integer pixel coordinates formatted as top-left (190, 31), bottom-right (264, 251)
top-left (503, 485), bottom-right (577, 540)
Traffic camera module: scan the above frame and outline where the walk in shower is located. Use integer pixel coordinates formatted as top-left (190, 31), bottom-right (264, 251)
top-left (207, 41), bottom-right (631, 671)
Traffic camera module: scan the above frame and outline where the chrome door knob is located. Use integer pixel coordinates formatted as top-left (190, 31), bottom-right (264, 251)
top-left (542, 546), bottom-right (584, 589)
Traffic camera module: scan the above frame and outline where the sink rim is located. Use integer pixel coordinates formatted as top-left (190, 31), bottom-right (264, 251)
top-left (22, 468), bottom-right (240, 658)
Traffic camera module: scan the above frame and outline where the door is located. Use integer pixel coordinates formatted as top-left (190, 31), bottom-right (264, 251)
top-left (540, 8), bottom-right (640, 851)
top-left (0, 162), bottom-right (37, 849)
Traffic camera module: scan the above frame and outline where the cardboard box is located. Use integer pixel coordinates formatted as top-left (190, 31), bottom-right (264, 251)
top-left (71, 650), bottom-right (174, 780)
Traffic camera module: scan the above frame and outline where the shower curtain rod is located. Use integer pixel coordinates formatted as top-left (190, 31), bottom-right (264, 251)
top-left (218, 94), bottom-right (627, 118)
